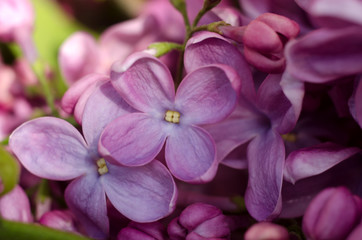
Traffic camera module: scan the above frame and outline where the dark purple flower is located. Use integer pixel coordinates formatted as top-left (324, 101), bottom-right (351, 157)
top-left (167, 202), bottom-right (232, 240)
top-left (10, 81), bottom-right (177, 239)
top-left (302, 186), bottom-right (362, 240)
top-left (99, 52), bottom-right (240, 183)
top-left (117, 221), bottom-right (167, 240)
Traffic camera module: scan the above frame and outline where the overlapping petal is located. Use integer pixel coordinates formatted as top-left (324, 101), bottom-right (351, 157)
top-left (165, 125), bottom-right (217, 183)
top-left (82, 81), bottom-right (135, 155)
top-left (9, 117), bottom-right (91, 180)
top-left (185, 32), bottom-right (255, 100)
top-left (65, 173), bottom-right (108, 239)
top-left (110, 53), bottom-right (175, 114)
top-left (175, 65), bottom-right (239, 125)
top-left (285, 27), bottom-right (362, 83)
top-left (245, 130), bottom-right (285, 221)
top-left (284, 142), bottom-right (361, 184)
top-left (99, 113), bottom-right (167, 166)
top-left (102, 160), bottom-right (177, 222)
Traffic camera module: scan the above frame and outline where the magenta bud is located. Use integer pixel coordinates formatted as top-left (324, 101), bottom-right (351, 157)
top-left (117, 221), bottom-right (167, 240)
top-left (0, 185), bottom-right (33, 222)
top-left (303, 187), bottom-right (362, 240)
top-left (39, 210), bottom-right (80, 233)
top-left (244, 222), bottom-right (289, 240)
top-left (242, 13), bottom-right (299, 73)
top-left (168, 202), bottom-right (231, 240)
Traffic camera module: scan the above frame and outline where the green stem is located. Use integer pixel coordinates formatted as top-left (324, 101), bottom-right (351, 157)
top-left (0, 219), bottom-right (94, 240)
top-left (32, 60), bottom-right (59, 117)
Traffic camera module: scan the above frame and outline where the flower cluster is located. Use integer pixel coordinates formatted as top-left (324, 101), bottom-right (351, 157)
top-left (0, 0), bottom-right (361, 239)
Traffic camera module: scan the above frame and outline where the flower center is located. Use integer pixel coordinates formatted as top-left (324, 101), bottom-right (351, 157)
top-left (96, 158), bottom-right (108, 175)
top-left (282, 133), bottom-right (297, 142)
top-left (164, 110), bottom-right (180, 124)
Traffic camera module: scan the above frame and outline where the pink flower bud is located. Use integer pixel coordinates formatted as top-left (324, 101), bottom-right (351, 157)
top-left (168, 202), bottom-right (231, 240)
top-left (117, 221), bottom-right (167, 240)
top-left (244, 222), bottom-right (289, 240)
top-left (0, 0), bottom-right (37, 62)
top-left (39, 210), bottom-right (80, 233)
top-left (303, 187), bottom-right (362, 240)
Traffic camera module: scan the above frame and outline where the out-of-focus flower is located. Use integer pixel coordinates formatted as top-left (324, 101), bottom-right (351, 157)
top-left (0, 185), bottom-right (33, 222)
top-left (167, 202), bottom-right (232, 240)
top-left (10, 79), bottom-right (177, 239)
top-left (244, 222), bottom-right (289, 240)
top-left (99, 52), bottom-right (240, 183)
top-left (0, 0), bottom-right (37, 62)
top-left (39, 210), bottom-right (81, 234)
top-left (302, 186), bottom-right (362, 240)
top-left (117, 221), bottom-right (167, 240)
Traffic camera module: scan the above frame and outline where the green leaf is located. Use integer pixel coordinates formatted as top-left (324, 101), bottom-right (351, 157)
top-left (0, 145), bottom-right (20, 196)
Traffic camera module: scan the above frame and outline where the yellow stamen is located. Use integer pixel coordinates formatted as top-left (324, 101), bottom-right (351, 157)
top-left (282, 133), bottom-right (297, 142)
top-left (164, 110), bottom-right (181, 124)
top-left (96, 158), bottom-right (108, 175)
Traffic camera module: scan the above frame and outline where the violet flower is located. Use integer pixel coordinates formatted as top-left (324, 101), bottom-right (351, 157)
top-left (0, 0), bottom-right (37, 62)
top-left (167, 202), bottom-right (232, 240)
top-left (39, 210), bottom-right (80, 234)
top-left (99, 52), bottom-right (240, 183)
top-left (302, 186), bottom-right (362, 240)
top-left (9, 80), bottom-right (177, 239)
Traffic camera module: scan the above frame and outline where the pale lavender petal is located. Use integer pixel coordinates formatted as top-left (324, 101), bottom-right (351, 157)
top-left (256, 74), bottom-right (295, 133)
top-left (176, 65), bottom-right (239, 125)
top-left (99, 113), bottom-right (167, 166)
top-left (165, 125), bottom-right (218, 183)
top-left (0, 185), bottom-right (33, 222)
top-left (110, 52), bottom-right (174, 114)
top-left (285, 27), bottom-right (362, 83)
top-left (59, 32), bottom-right (101, 85)
top-left (9, 117), bottom-right (91, 180)
top-left (284, 142), bottom-right (361, 184)
top-left (82, 81), bottom-right (136, 154)
top-left (185, 32), bottom-right (255, 100)
top-left (65, 174), bottom-right (108, 239)
top-left (61, 73), bottom-right (109, 124)
top-left (102, 160), bottom-right (177, 222)
top-left (245, 130), bottom-right (284, 220)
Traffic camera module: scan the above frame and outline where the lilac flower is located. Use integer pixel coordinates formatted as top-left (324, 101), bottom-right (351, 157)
top-left (167, 202), bottom-right (232, 240)
top-left (99, 52), bottom-right (240, 183)
top-left (0, 0), bottom-right (37, 62)
top-left (244, 222), bottom-right (289, 240)
top-left (117, 221), bottom-right (167, 240)
top-left (9, 80), bottom-right (177, 239)
top-left (302, 186), bottom-right (362, 240)
top-left (39, 210), bottom-right (80, 234)
top-left (0, 185), bottom-right (33, 223)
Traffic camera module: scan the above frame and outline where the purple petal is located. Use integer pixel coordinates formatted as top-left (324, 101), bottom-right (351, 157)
top-left (285, 27), bottom-right (362, 83)
top-left (65, 174), bottom-right (108, 239)
top-left (245, 130), bottom-right (285, 220)
top-left (284, 142), bottom-right (361, 184)
top-left (61, 73), bottom-right (109, 124)
top-left (102, 160), bottom-right (177, 222)
top-left (165, 125), bottom-right (218, 183)
top-left (110, 52), bottom-right (174, 114)
top-left (256, 74), bottom-right (295, 133)
top-left (185, 32), bottom-right (255, 100)
top-left (349, 77), bottom-right (362, 128)
top-left (9, 117), bottom-right (91, 180)
top-left (82, 81), bottom-right (136, 154)
top-left (204, 97), bottom-right (263, 163)
top-left (59, 32), bottom-right (101, 85)
top-left (99, 113), bottom-right (167, 166)
top-left (176, 65), bottom-right (239, 125)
